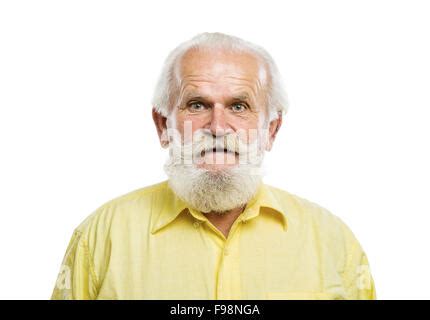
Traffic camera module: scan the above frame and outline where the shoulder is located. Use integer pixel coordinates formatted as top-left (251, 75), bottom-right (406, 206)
top-left (265, 184), bottom-right (357, 243)
top-left (73, 180), bottom-right (169, 236)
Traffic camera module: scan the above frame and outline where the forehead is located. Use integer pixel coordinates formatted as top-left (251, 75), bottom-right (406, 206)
top-left (176, 48), bottom-right (266, 94)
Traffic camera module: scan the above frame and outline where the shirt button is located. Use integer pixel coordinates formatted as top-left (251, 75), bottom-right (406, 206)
top-left (224, 248), bottom-right (230, 256)
top-left (193, 221), bottom-right (200, 228)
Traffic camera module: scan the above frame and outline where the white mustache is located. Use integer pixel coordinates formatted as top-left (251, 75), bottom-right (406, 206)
top-left (168, 129), bottom-right (264, 165)
top-left (192, 133), bottom-right (246, 156)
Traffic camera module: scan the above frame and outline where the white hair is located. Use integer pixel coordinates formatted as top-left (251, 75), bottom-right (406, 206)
top-left (152, 32), bottom-right (288, 121)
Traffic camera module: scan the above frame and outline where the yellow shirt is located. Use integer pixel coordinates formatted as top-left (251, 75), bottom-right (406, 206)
top-left (51, 180), bottom-right (376, 300)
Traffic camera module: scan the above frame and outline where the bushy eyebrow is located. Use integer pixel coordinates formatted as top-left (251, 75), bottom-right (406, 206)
top-left (182, 92), bottom-right (252, 103)
top-left (231, 93), bottom-right (251, 103)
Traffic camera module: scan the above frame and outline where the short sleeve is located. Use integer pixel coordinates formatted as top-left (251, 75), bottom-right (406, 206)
top-left (51, 230), bottom-right (98, 300)
top-left (341, 227), bottom-right (377, 300)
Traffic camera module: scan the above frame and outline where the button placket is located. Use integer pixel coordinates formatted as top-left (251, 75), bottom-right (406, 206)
top-left (223, 247), bottom-right (230, 256)
top-left (216, 222), bottom-right (242, 299)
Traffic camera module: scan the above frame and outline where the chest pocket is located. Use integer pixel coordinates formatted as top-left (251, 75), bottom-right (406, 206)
top-left (266, 292), bottom-right (345, 300)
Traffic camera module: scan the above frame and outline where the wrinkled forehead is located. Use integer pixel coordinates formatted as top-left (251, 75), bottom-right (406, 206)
top-left (175, 48), bottom-right (267, 90)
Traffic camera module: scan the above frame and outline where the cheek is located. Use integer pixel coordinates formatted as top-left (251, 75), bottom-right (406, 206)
top-left (175, 116), bottom-right (207, 143)
top-left (229, 115), bottom-right (262, 144)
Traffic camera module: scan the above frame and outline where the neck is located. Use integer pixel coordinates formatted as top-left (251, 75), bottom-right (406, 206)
top-left (204, 205), bottom-right (246, 238)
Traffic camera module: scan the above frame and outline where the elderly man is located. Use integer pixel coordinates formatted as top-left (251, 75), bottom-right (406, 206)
top-left (51, 33), bottom-right (376, 300)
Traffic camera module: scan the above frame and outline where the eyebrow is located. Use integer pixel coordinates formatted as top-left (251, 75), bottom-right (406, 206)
top-left (183, 94), bottom-right (210, 101)
top-left (183, 92), bottom-right (252, 103)
top-left (231, 93), bottom-right (251, 102)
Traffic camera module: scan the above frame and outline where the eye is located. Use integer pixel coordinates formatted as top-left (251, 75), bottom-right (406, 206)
top-left (188, 102), bottom-right (208, 112)
top-left (230, 103), bottom-right (248, 113)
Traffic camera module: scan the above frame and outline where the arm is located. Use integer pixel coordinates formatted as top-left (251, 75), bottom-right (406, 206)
top-left (342, 228), bottom-right (376, 300)
top-left (51, 230), bottom-right (98, 300)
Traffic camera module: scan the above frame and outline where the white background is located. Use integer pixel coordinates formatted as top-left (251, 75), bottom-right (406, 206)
top-left (1, 0), bottom-right (429, 299)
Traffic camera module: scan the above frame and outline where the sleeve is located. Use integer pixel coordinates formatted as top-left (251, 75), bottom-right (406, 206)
top-left (51, 229), bottom-right (98, 300)
top-left (341, 227), bottom-right (377, 300)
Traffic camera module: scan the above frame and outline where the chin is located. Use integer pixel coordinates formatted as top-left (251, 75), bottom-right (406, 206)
top-left (197, 163), bottom-right (238, 171)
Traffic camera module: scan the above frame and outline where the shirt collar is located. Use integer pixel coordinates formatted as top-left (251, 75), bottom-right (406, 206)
top-left (150, 180), bottom-right (288, 234)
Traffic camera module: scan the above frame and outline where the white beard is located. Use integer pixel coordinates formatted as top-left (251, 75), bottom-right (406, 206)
top-left (165, 163), bottom-right (263, 214)
top-left (163, 129), bottom-right (266, 214)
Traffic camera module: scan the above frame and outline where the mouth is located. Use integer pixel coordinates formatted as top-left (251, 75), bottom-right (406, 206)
top-left (201, 148), bottom-right (239, 157)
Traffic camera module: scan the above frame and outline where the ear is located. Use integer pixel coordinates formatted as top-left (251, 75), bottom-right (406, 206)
top-left (152, 108), bottom-right (169, 148)
top-left (265, 112), bottom-right (283, 151)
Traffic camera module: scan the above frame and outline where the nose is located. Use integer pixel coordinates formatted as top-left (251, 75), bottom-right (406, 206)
top-left (209, 104), bottom-right (232, 137)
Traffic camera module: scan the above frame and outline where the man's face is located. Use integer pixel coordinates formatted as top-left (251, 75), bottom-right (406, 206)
top-left (168, 49), bottom-right (269, 171)
top-left (154, 47), bottom-right (283, 213)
